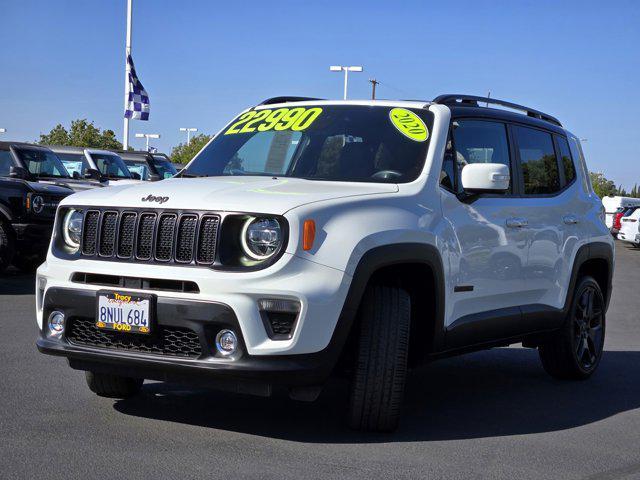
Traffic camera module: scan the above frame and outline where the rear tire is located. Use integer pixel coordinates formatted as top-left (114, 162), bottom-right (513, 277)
top-left (85, 372), bottom-right (143, 398)
top-left (0, 220), bottom-right (15, 273)
top-left (538, 276), bottom-right (605, 380)
top-left (348, 284), bottom-right (410, 432)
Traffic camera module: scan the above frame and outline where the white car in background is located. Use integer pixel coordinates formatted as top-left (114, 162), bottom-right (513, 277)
top-left (48, 146), bottom-right (143, 186)
top-left (617, 207), bottom-right (640, 247)
top-left (601, 195), bottom-right (640, 230)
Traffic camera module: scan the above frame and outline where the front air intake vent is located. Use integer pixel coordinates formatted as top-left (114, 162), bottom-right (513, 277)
top-left (99, 212), bottom-right (118, 257)
top-left (81, 211), bottom-right (100, 255)
top-left (136, 213), bottom-right (157, 260)
top-left (196, 216), bottom-right (220, 264)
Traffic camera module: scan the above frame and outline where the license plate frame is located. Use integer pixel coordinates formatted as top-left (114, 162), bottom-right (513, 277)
top-left (95, 290), bottom-right (155, 335)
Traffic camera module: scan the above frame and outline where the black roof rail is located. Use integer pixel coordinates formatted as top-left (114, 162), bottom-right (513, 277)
top-left (258, 96), bottom-right (323, 106)
top-left (432, 94), bottom-right (562, 127)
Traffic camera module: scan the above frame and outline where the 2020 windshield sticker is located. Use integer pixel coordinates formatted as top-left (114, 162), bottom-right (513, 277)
top-left (389, 108), bottom-right (429, 142)
top-left (224, 107), bottom-right (323, 135)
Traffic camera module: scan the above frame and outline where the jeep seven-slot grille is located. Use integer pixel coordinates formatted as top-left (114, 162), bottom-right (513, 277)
top-left (81, 209), bottom-right (220, 265)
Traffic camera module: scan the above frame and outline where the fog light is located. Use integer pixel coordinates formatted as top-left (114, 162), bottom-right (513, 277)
top-left (215, 329), bottom-right (238, 356)
top-left (48, 311), bottom-right (65, 338)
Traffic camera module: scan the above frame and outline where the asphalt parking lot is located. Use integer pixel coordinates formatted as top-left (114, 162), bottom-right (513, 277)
top-left (1, 242), bottom-right (639, 480)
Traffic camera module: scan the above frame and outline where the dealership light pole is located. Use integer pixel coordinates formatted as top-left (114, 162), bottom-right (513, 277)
top-left (179, 127), bottom-right (198, 144)
top-left (122, 0), bottom-right (133, 150)
top-left (329, 65), bottom-right (363, 100)
top-left (135, 133), bottom-right (160, 152)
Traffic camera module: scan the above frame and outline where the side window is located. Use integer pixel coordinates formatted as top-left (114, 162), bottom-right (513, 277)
top-left (513, 126), bottom-right (560, 195)
top-left (450, 120), bottom-right (511, 193)
top-left (555, 135), bottom-right (576, 184)
top-left (0, 150), bottom-right (12, 176)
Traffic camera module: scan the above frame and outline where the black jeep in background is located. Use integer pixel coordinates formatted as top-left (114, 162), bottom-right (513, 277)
top-left (0, 142), bottom-right (74, 272)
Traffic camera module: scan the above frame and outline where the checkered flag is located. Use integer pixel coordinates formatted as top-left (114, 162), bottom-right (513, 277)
top-left (124, 54), bottom-right (150, 121)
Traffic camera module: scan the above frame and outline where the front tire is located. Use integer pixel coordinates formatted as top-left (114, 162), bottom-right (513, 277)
top-left (0, 220), bottom-right (15, 273)
top-left (348, 284), bottom-right (410, 432)
top-left (85, 372), bottom-right (143, 398)
top-left (538, 276), bottom-right (605, 380)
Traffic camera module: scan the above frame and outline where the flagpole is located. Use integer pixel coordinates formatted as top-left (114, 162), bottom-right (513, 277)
top-left (122, 0), bottom-right (133, 149)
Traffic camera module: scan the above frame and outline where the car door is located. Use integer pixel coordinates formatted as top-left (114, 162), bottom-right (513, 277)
top-left (440, 119), bottom-right (531, 342)
top-left (510, 125), bottom-right (571, 312)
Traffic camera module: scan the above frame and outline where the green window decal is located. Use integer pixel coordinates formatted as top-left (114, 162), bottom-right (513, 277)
top-left (389, 108), bottom-right (429, 142)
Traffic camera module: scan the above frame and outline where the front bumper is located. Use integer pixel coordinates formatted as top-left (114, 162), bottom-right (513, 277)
top-left (37, 286), bottom-right (345, 391)
top-left (36, 252), bottom-right (358, 390)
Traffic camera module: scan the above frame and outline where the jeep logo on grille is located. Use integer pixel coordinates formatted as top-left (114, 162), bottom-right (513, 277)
top-left (141, 194), bottom-right (169, 204)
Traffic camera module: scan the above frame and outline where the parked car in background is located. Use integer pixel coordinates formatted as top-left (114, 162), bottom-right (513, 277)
top-left (0, 142), bottom-right (73, 272)
top-left (617, 207), bottom-right (640, 247)
top-left (118, 151), bottom-right (177, 181)
top-left (611, 206), bottom-right (639, 236)
top-left (49, 146), bottom-right (142, 186)
top-left (2, 142), bottom-right (99, 192)
top-left (602, 196), bottom-right (640, 230)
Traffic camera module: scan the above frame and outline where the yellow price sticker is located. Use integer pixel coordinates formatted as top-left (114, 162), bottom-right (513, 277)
top-left (389, 108), bottom-right (429, 142)
top-left (224, 107), bottom-right (323, 135)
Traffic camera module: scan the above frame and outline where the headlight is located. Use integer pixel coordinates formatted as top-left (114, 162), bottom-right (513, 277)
top-left (240, 217), bottom-right (282, 260)
top-left (63, 209), bottom-right (83, 250)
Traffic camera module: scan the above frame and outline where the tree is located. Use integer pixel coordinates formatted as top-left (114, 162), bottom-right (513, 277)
top-left (38, 119), bottom-right (122, 150)
top-left (589, 172), bottom-right (618, 198)
top-left (170, 134), bottom-right (212, 166)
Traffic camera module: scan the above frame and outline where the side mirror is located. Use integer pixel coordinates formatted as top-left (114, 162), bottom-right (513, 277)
top-left (149, 173), bottom-right (161, 182)
top-left (84, 168), bottom-right (101, 180)
top-left (460, 163), bottom-right (510, 193)
top-left (72, 171), bottom-right (80, 179)
top-left (130, 172), bottom-right (141, 180)
top-left (9, 166), bottom-right (28, 179)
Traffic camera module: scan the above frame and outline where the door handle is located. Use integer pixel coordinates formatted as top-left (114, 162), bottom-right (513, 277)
top-left (506, 217), bottom-right (528, 228)
top-left (563, 215), bottom-right (579, 225)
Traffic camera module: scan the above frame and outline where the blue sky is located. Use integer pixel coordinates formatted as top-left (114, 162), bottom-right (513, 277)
top-left (1, 0), bottom-right (638, 187)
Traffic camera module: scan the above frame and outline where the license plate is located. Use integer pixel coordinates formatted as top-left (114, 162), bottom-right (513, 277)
top-left (96, 291), bottom-right (152, 334)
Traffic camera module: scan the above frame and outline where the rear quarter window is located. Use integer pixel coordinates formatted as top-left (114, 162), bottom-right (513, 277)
top-left (513, 126), bottom-right (560, 195)
top-left (555, 135), bottom-right (576, 185)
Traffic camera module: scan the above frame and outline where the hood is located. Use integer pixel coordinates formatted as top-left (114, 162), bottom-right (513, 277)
top-left (23, 179), bottom-right (75, 195)
top-left (39, 178), bottom-right (104, 192)
top-left (60, 176), bottom-right (398, 214)
top-left (105, 178), bottom-right (145, 187)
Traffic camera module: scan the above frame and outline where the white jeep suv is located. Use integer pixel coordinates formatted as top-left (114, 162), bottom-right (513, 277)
top-left (36, 95), bottom-right (614, 431)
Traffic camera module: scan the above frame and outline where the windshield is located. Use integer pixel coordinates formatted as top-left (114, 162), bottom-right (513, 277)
top-left (57, 152), bottom-right (89, 177)
top-left (124, 159), bottom-right (150, 180)
top-left (14, 147), bottom-right (70, 178)
top-left (183, 105), bottom-right (434, 183)
top-left (90, 152), bottom-right (132, 179)
top-left (152, 155), bottom-right (177, 179)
